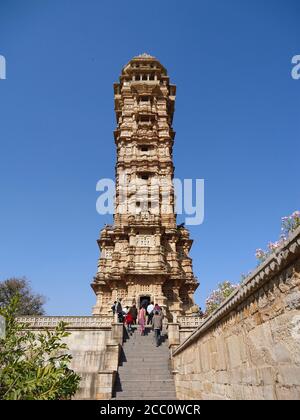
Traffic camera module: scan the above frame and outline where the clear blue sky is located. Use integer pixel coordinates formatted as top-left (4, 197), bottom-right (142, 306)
top-left (0, 0), bottom-right (299, 315)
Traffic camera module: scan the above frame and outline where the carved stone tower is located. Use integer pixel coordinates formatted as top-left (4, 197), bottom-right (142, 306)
top-left (92, 54), bottom-right (199, 320)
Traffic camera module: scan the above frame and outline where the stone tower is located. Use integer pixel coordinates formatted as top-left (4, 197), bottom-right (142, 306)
top-left (92, 54), bottom-right (199, 320)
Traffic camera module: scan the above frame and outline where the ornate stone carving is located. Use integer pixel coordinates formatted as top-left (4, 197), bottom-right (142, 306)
top-left (17, 316), bottom-right (114, 329)
top-left (91, 55), bottom-right (199, 320)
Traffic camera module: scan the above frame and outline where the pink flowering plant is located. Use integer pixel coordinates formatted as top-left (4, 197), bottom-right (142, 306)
top-left (205, 211), bottom-right (299, 316)
top-left (255, 210), bottom-right (300, 263)
top-left (205, 281), bottom-right (239, 316)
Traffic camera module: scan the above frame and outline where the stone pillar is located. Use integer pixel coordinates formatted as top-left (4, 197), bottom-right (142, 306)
top-left (186, 288), bottom-right (197, 314)
top-left (96, 370), bottom-right (117, 400)
top-left (111, 322), bottom-right (124, 346)
top-left (97, 342), bottom-right (120, 400)
top-left (92, 291), bottom-right (102, 315)
top-left (129, 229), bottom-right (136, 246)
top-left (92, 283), bottom-right (107, 316)
top-left (124, 282), bottom-right (136, 308)
top-left (155, 281), bottom-right (168, 318)
top-left (168, 322), bottom-right (180, 356)
top-left (155, 230), bottom-right (161, 246)
top-left (95, 322), bottom-right (124, 400)
top-left (170, 281), bottom-right (183, 320)
top-left (111, 282), bottom-right (118, 303)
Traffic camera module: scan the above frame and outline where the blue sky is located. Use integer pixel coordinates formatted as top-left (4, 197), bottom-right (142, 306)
top-left (0, 0), bottom-right (299, 314)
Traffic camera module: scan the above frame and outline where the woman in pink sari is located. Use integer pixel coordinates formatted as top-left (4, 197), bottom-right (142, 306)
top-left (138, 306), bottom-right (146, 335)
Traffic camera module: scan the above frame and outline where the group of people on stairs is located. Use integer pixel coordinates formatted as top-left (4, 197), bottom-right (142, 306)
top-left (111, 299), bottom-right (164, 347)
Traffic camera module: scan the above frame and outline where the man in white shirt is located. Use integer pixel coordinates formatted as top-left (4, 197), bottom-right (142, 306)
top-left (147, 301), bottom-right (155, 325)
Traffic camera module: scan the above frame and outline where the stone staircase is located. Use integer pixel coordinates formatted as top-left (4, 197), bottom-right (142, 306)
top-left (113, 327), bottom-right (177, 400)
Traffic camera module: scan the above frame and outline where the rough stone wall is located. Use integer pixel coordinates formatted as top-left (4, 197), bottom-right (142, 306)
top-left (172, 228), bottom-right (300, 400)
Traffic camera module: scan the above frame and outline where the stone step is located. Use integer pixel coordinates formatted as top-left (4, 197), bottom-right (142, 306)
top-left (120, 354), bottom-right (170, 360)
top-left (115, 391), bottom-right (177, 399)
top-left (116, 380), bottom-right (175, 392)
top-left (118, 364), bottom-right (171, 376)
top-left (115, 388), bottom-right (176, 395)
top-left (123, 348), bottom-right (168, 353)
top-left (125, 334), bottom-right (167, 336)
top-left (123, 342), bottom-right (168, 346)
top-left (124, 344), bottom-right (168, 348)
top-left (120, 361), bottom-right (169, 366)
top-left (115, 388), bottom-right (176, 393)
top-left (123, 348), bottom-right (169, 351)
top-left (115, 397), bottom-right (177, 401)
top-left (123, 341), bottom-right (168, 345)
top-left (123, 352), bottom-right (168, 356)
top-left (119, 363), bottom-right (170, 369)
top-left (125, 340), bottom-right (168, 342)
top-left (115, 381), bottom-right (175, 391)
top-left (124, 334), bottom-right (168, 339)
top-left (122, 359), bottom-right (169, 362)
top-left (123, 349), bottom-right (168, 352)
top-left (123, 351), bottom-right (168, 355)
top-left (115, 393), bottom-right (177, 399)
top-left (121, 355), bottom-right (170, 360)
top-left (121, 354), bottom-right (170, 362)
top-left (123, 344), bottom-right (168, 348)
top-left (120, 361), bottom-right (169, 365)
top-left (123, 339), bottom-right (168, 351)
top-left (124, 336), bottom-right (167, 340)
top-left (125, 336), bottom-right (168, 339)
top-left (121, 357), bottom-right (169, 361)
top-left (124, 343), bottom-right (168, 346)
top-left (118, 372), bottom-right (172, 378)
top-left (123, 346), bottom-right (166, 349)
top-left (118, 373), bottom-right (173, 380)
top-left (116, 378), bottom-right (175, 384)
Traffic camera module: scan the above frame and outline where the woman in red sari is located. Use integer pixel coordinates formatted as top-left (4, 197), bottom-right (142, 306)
top-left (125, 312), bottom-right (134, 335)
top-left (138, 306), bottom-right (146, 335)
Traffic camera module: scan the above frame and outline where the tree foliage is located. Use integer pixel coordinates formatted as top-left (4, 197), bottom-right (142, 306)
top-left (0, 297), bottom-right (80, 400)
top-left (0, 277), bottom-right (46, 315)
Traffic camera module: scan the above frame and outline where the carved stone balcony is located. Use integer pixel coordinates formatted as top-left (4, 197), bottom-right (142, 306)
top-left (17, 316), bottom-right (114, 329)
top-left (177, 316), bottom-right (204, 328)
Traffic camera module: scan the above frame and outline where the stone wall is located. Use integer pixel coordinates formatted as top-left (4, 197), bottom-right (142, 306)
top-left (172, 227), bottom-right (300, 400)
top-left (18, 316), bottom-right (123, 400)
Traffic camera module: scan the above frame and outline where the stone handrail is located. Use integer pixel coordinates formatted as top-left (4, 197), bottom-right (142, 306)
top-left (17, 315), bottom-right (114, 329)
top-left (177, 316), bottom-right (204, 328)
top-left (173, 226), bottom-right (300, 356)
